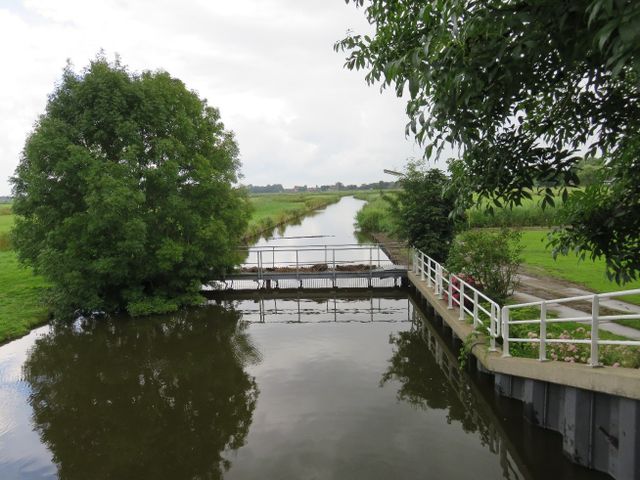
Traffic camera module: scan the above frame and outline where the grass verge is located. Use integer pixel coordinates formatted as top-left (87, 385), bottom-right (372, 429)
top-left (506, 306), bottom-right (640, 368)
top-left (0, 250), bottom-right (51, 344)
top-left (353, 192), bottom-right (397, 234)
top-left (1, 209), bottom-right (51, 343)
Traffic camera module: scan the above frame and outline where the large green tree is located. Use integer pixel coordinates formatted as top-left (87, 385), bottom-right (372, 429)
top-left (337, 0), bottom-right (640, 283)
top-left (389, 162), bottom-right (457, 262)
top-left (11, 57), bottom-right (250, 315)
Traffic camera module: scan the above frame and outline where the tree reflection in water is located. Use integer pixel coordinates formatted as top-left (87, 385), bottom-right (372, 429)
top-left (23, 306), bottom-right (260, 480)
top-left (381, 325), bottom-right (483, 436)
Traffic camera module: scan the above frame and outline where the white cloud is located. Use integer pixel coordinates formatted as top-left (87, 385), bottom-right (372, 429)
top-left (0, 0), bottom-right (442, 195)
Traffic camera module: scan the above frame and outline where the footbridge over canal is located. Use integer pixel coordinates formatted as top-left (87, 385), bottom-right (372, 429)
top-left (210, 243), bottom-right (409, 290)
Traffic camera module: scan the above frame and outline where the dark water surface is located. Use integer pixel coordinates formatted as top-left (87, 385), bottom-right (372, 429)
top-left (0, 197), bottom-right (610, 479)
top-left (0, 293), bottom-right (609, 479)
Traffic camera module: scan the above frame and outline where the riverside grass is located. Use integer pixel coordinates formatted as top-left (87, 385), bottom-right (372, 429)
top-left (0, 211), bottom-right (51, 344)
top-left (244, 192), bottom-right (343, 241)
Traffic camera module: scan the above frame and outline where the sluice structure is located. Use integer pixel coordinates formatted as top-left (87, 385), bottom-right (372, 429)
top-left (209, 243), bottom-right (408, 290)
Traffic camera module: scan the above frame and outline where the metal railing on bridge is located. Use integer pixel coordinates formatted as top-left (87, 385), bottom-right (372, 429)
top-left (244, 243), bottom-right (395, 273)
top-left (213, 243), bottom-right (408, 290)
top-left (411, 246), bottom-right (640, 366)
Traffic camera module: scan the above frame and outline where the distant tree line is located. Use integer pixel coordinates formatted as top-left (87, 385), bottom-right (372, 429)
top-left (246, 180), bottom-right (398, 194)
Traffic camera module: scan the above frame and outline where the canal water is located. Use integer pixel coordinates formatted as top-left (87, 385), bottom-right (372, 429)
top-left (244, 196), bottom-right (392, 270)
top-left (0, 197), bottom-right (610, 479)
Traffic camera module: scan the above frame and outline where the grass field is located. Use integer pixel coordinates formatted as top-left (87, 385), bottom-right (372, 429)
top-left (518, 229), bottom-right (640, 305)
top-left (0, 207), bottom-right (51, 344)
top-left (466, 195), bottom-right (563, 228)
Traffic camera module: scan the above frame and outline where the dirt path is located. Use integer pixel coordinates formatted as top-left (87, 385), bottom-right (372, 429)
top-left (514, 269), bottom-right (640, 340)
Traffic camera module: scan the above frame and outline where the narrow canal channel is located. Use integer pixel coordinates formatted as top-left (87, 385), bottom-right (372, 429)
top-left (0, 197), bottom-right (611, 479)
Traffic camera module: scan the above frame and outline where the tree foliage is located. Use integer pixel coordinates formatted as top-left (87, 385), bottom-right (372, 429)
top-left (11, 56), bottom-right (250, 316)
top-left (337, 0), bottom-right (640, 282)
top-left (388, 162), bottom-right (457, 262)
top-left (446, 228), bottom-right (523, 304)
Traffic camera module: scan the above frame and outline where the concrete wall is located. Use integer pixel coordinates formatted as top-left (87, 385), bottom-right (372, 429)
top-left (495, 373), bottom-right (639, 480)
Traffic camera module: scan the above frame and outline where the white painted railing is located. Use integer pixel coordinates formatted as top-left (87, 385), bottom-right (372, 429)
top-left (412, 247), bottom-right (500, 351)
top-left (411, 246), bottom-right (640, 367)
top-left (502, 290), bottom-right (640, 366)
top-left (243, 243), bottom-right (397, 276)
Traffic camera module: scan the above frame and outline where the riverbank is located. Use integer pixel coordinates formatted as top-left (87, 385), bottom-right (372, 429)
top-left (244, 192), bottom-right (342, 241)
top-left (0, 210), bottom-right (51, 344)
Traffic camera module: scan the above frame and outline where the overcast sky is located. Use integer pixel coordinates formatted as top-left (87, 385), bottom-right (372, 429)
top-left (0, 0), bottom-right (442, 195)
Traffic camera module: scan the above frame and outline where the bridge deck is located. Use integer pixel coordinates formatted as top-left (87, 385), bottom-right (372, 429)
top-left (210, 243), bottom-right (408, 290)
top-left (222, 264), bottom-right (408, 282)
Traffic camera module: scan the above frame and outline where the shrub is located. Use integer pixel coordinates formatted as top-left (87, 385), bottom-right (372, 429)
top-left (446, 228), bottom-right (523, 304)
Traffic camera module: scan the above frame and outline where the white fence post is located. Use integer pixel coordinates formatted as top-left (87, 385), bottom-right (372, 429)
top-left (502, 308), bottom-right (511, 357)
top-left (331, 249), bottom-right (337, 288)
top-left (437, 265), bottom-right (444, 299)
top-left (447, 275), bottom-right (453, 309)
top-left (589, 295), bottom-right (601, 367)
top-left (473, 290), bottom-right (479, 328)
top-left (295, 250), bottom-right (299, 282)
top-left (459, 282), bottom-right (465, 321)
top-left (489, 303), bottom-right (497, 352)
top-left (420, 252), bottom-right (425, 281)
top-left (539, 302), bottom-right (547, 362)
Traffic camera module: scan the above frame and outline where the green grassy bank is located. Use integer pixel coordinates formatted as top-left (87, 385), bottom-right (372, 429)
top-left (244, 192), bottom-right (343, 240)
top-left (0, 211), bottom-right (51, 344)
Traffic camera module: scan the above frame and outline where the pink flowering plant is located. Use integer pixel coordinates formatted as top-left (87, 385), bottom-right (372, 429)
top-left (508, 307), bottom-right (640, 368)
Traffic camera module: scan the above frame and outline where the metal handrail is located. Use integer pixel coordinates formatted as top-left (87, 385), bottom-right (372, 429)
top-left (411, 247), bottom-right (500, 351)
top-left (502, 289), bottom-right (640, 366)
top-left (237, 244), bottom-right (399, 285)
top-left (241, 242), bottom-right (403, 251)
top-left (410, 246), bottom-right (640, 367)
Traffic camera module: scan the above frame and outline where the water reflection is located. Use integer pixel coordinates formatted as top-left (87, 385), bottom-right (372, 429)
top-left (383, 301), bottom-right (525, 479)
top-left (0, 294), bottom-right (612, 480)
top-left (383, 297), bottom-right (610, 480)
top-left (22, 307), bottom-right (260, 480)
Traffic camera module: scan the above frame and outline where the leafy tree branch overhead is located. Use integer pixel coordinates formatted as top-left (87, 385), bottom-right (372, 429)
top-left (336, 0), bottom-right (640, 283)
